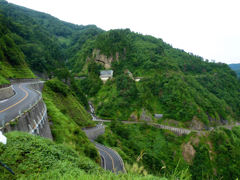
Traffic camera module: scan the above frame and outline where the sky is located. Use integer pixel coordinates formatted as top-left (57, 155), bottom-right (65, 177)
top-left (7, 0), bottom-right (240, 64)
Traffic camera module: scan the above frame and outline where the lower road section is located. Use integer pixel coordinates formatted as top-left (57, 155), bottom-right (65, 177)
top-left (84, 125), bottom-right (125, 173)
top-left (94, 142), bottom-right (125, 173)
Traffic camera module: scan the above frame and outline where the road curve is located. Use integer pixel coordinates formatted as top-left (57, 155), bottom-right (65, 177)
top-left (94, 141), bottom-right (125, 173)
top-left (0, 82), bottom-right (41, 125)
top-left (84, 125), bottom-right (125, 173)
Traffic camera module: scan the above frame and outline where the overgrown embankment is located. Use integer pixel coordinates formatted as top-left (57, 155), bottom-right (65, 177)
top-left (96, 121), bottom-right (240, 179)
top-left (97, 121), bottom-right (190, 176)
top-left (42, 79), bottom-right (98, 161)
top-left (0, 131), bottom-right (168, 179)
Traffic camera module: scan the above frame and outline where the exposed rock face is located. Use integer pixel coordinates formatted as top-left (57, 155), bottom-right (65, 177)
top-left (189, 117), bottom-right (205, 130)
top-left (129, 112), bottom-right (138, 121)
top-left (140, 109), bottom-right (152, 122)
top-left (124, 69), bottom-right (134, 79)
top-left (182, 142), bottom-right (196, 164)
top-left (92, 49), bottom-right (119, 68)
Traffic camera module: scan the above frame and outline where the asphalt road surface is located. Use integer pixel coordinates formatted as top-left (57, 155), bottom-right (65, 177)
top-left (94, 141), bottom-right (125, 173)
top-left (0, 82), bottom-right (40, 126)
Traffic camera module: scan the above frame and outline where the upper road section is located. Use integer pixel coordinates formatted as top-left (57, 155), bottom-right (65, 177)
top-left (0, 82), bottom-right (41, 125)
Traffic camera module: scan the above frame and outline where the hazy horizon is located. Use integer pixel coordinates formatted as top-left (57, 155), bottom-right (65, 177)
top-left (7, 0), bottom-right (240, 64)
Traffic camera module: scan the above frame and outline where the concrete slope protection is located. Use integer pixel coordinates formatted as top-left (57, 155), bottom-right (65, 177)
top-left (0, 82), bottom-right (41, 125)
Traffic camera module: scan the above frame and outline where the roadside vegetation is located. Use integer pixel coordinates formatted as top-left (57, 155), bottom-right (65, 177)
top-left (43, 79), bottom-right (98, 161)
top-left (97, 122), bottom-right (191, 176)
top-left (0, 132), bottom-right (191, 180)
top-left (97, 121), bottom-right (240, 179)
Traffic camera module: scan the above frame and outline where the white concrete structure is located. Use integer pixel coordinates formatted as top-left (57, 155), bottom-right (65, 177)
top-left (154, 114), bottom-right (163, 119)
top-left (134, 77), bottom-right (143, 82)
top-left (100, 70), bottom-right (113, 82)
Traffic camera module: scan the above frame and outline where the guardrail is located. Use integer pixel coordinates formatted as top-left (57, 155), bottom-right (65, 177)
top-left (10, 78), bottom-right (40, 84)
top-left (0, 84), bottom-right (11, 89)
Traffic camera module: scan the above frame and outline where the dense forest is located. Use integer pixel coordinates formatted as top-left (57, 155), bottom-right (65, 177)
top-left (71, 29), bottom-right (240, 128)
top-left (0, 0), bottom-right (103, 75)
top-left (0, 0), bottom-right (240, 179)
top-left (0, 12), bottom-right (34, 84)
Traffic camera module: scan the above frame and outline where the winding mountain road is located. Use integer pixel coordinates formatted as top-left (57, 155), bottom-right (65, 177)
top-left (94, 141), bottom-right (125, 173)
top-left (1, 82), bottom-right (126, 173)
top-left (84, 125), bottom-right (125, 173)
top-left (0, 82), bottom-right (41, 126)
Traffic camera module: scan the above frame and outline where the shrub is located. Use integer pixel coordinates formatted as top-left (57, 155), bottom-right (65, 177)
top-left (45, 79), bottom-right (69, 96)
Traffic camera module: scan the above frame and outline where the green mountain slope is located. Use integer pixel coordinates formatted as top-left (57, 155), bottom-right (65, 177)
top-left (0, 0), bottom-right (103, 74)
top-left (0, 14), bottom-right (34, 85)
top-left (72, 29), bottom-right (240, 127)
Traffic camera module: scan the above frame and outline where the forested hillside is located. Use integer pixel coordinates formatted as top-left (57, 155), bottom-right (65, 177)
top-left (0, 0), bottom-right (103, 74)
top-left (0, 13), bottom-right (34, 84)
top-left (97, 121), bottom-right (240, 179)
top-left (72, 29), bottom-right (240, 127)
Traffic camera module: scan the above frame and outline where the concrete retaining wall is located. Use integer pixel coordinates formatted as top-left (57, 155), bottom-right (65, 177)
top-left (0, 81), bottom-right (52, 139)
top-left (0, 85), bottom-right (15, 101)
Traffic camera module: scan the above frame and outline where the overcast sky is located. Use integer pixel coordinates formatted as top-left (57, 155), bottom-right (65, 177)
top-left (7, 0), bottom-right (240, 64)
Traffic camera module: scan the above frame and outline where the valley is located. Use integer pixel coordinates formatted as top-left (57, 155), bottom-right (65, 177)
top-left (0, 0), bottom-right (240, 179)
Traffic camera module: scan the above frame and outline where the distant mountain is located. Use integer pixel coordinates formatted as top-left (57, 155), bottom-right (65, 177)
top-left (229, 63), bottom-right (240, 77)
top-left (229, 63), bottom-right (240, 70)
top-left (0, 0), bottom-right (103, 74)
